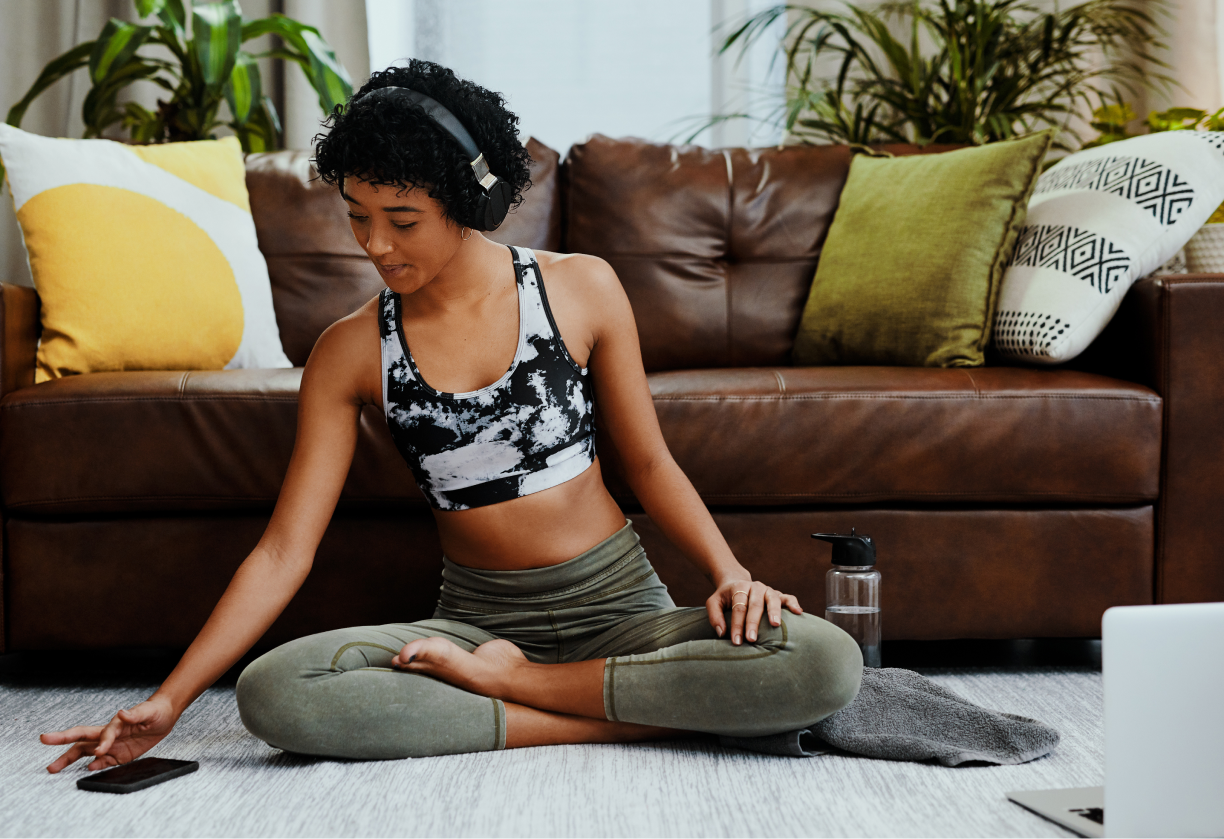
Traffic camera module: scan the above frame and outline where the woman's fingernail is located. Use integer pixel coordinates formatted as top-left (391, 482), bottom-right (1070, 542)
top-left (748, 631), bottom-right (756, 641)
top-left (716, 626), bottom-right (723, 638)
top-left (733, 634), bottom-right (741, 644)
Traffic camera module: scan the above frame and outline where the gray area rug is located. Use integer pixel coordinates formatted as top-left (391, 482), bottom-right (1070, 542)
top-left (1, 667), bottom-right (1098, 837)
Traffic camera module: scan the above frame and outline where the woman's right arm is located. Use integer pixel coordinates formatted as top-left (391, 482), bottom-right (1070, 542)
top-left (41, 307), bottom-right (383, 773)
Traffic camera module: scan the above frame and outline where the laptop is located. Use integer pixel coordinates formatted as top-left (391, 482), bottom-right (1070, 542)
top-left (1007, 601), bottom-right (1224, 838)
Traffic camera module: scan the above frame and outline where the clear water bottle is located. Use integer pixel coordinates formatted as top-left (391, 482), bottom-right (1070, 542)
top-left (813, 529), bottom-right (881, 667)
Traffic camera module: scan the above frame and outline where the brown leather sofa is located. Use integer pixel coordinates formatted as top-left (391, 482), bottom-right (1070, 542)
top-left (1, 136), bottom-right (1220, 655)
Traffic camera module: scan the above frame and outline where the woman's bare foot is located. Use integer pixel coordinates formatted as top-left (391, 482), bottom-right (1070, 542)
top-left (391, 637), bottom-right (526, 698)
top-left (391, 636), bottom-right (608, 719)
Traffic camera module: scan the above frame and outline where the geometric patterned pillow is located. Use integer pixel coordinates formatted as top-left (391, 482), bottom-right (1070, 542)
top-left (994, 131), bottom-right (1224, 363)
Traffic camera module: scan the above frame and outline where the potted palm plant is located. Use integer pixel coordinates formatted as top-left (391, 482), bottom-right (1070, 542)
top-left (718, 0), bottom-right (1171, 150)
top-left (3, 0), bottom-right (351, 182)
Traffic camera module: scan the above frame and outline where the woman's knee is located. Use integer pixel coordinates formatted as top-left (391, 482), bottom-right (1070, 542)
top-left (776, 612), bottom-right (864, 725)
top-left (235, 645), bottom-right (302, 750)
top-left (235, 633), bottom-right (344, 752)
top-left (235, 630), bottom-right (505, 759)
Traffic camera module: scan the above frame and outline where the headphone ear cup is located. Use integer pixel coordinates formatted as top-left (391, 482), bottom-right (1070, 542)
top-left (481, 179), bottom-right (513, 231)
top-left (470, 192), bottom-right (491, 232)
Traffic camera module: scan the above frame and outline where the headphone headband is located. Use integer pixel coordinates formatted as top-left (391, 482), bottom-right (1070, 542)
top-left (364, 87), bottom-right (480, 162)
top-left (355, 85), bottom-right (511, 231)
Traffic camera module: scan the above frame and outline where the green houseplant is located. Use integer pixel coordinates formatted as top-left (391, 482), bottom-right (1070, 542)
top-left (3, 0), bottom-right (351, 166)
top-left (718, 0), bottom-right (1171, 149)
top-left (1085, 102), bottom-right (1224, 147)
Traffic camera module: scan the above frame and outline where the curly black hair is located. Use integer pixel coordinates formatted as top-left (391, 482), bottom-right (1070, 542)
top-left (313, 60), bottom-right (532, 226)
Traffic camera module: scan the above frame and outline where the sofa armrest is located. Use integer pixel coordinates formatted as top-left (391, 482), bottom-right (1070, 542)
top-left (1093, 273), bottom-right (1224, 604)
top-left (0, 283), bottom-right (39, 398)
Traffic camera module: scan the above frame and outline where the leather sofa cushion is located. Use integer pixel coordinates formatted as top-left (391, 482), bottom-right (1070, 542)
top-left (247, 138), bottom-right (562, 366)
top-left (564, 135), bottom-right (958, 372)
top-left (0, 369), bottom-right (421, 514)
top-left (1, 366), bottom-right (1159, 514)
top-left (600, 366), bottom-right (1162, 505)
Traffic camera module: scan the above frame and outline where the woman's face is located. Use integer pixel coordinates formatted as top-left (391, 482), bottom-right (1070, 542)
top-left (341, 176), bottom-right (464, 294)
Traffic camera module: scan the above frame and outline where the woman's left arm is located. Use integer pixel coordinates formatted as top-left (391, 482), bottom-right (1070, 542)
top-left (579, 257), bottom-right (803, 645)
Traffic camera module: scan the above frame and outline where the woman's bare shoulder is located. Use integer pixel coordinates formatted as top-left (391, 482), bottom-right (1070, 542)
top-left (302, 294), bottom-right (383, 406)
top-left (531, 250), bottom-right (634, 361)
top-left (532, 250), bottom-right (624, 305)
top-left (313, 294), bottom-right (381, 354)
top-left (534, 249), bottom-right (615, 279)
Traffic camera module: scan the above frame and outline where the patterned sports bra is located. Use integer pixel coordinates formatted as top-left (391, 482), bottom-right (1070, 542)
top-left (379, 246), bottom-right (596, 511)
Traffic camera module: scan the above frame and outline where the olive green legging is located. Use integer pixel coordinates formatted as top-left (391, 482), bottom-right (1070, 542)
top-left (235, 519), bottom-right (864, 759)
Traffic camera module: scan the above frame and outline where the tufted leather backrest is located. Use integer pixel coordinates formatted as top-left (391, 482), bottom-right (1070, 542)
top-left (563, 135), bottom-right (954, 371)
top-left (246, 138), bottom-right (562, 366)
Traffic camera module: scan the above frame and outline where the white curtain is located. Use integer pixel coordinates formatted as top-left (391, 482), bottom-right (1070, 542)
top-left (1140, 0), bottom-right (1224, 118)
top-left (364, 0), bottom-right (786, 156)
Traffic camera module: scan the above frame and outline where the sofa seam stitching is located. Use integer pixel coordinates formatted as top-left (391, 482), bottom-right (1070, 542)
top-left (0, 395), bottom-right (301, 408)
top-left (2, 490), bottom-right (1158, 507)
top-left (648, 394), bottom-right (1160, 403)
top-left (2, 394), bottom-right (1157, 408)
top-left (1156, 279), bottom-right (1173, 603)
top-left (724, 148), bottom-right (735, 368)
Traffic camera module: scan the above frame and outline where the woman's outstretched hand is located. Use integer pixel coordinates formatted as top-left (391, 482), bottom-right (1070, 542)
top-left (706, 579), bottom-right (803, 646)
top-left (40, 695), bottom-right (179, 774)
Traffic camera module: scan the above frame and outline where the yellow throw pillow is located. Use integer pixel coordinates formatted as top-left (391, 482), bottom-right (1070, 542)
top-left (0, 125), bottom-right (291, 381)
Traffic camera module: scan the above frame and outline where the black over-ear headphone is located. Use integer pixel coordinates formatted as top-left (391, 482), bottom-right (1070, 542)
top-left (357, 85), bottom-right (513, 231)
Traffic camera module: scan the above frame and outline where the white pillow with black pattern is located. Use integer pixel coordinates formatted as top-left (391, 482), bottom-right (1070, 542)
top-left (994, 131), bottom-right (1224, 363)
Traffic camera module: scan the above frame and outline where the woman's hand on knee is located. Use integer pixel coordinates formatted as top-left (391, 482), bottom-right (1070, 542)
top-left (706, 579), bottom-right (803, 646)
top-left (40, 695), bottom-right (179, 774)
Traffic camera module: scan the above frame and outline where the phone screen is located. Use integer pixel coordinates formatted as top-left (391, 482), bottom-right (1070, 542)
top-left (77, 757), bottom-right (198, 793)
top-left (91, 758), bottom-right (191, 785)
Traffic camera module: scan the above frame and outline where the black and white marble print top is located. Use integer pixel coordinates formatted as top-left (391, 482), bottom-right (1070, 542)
top-left (378, 245), bottom-right (596, 511)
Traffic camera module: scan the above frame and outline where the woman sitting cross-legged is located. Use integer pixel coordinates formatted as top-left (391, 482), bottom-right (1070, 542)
top-left (40, 60), bottom-right (863, 769)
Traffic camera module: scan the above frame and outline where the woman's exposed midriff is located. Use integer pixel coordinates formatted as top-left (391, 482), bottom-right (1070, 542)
top-left (431, 456), bottom-right (629, 571)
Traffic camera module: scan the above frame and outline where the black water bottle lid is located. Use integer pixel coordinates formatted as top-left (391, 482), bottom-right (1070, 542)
top-left (811, 528), bottom-right (876, 566)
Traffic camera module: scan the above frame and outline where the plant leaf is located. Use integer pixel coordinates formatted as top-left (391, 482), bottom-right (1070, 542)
top-left (122, 100), bottom-right (164, 143)
top-left (1148, 107), bottom-right (1206, 132)
top-left (224, 51), bottom-right (261, 125)
top-left (89, 19), bottom-right (153, 84)
top-left (156, 0), bottom-right (187, 36)
top-left (300, 28), bottom-right (352, 112)
top-left (232, 95), bottom-right (281, 152)
top-left (192, 0), bottom-right (242, 89)
top-left (243, 14), bottom-right (352, 113)
top-left (82, 59), bottom-right (163, 137)
top-left (261, 94), bottom-right (282, 136)
top-left (5, 40), bottom-right (94, 127)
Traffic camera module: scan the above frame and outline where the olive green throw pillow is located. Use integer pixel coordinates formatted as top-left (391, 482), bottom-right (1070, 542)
top-left (792, 131), bottom-right (1052, 367)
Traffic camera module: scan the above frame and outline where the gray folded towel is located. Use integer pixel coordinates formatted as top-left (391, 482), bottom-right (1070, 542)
top-left (719, 667), bottom-right (1060, 766)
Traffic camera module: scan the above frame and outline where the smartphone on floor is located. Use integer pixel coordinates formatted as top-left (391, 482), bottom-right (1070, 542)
top-left (76, 757), bottom-right (198, 793)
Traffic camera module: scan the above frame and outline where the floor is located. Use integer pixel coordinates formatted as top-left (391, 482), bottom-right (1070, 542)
top-left (0, 642), bottom-right (1100, 838)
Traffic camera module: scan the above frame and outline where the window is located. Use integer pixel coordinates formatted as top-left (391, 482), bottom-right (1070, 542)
top-left (366, 0), bottom-right (784, 155)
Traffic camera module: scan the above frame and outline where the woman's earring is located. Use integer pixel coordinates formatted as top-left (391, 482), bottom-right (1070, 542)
top-left (461, 226), bottom-right (473, 241)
